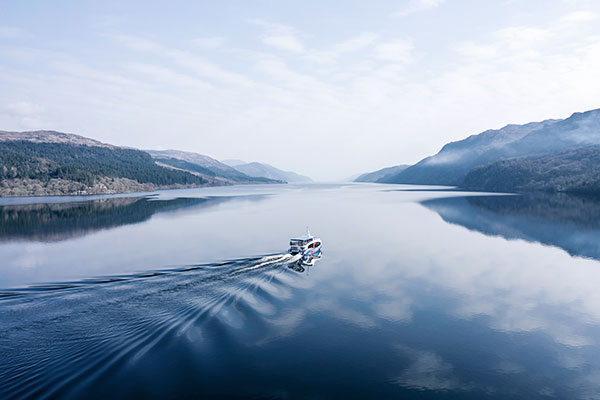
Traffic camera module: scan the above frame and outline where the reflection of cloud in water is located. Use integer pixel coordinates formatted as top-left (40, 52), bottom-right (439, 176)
top-left (403, 193), bottom-right (600, 348)
top-left (374, 298), bottom-right (412, 322)
top-left (495, 360), bottom-right (524, 374)
top-left (298, 193), bottom-right (600, 397)
top-left (5, 185), bottom-right (600, 398)
top-left (394, 345), bottom-right (475, 392)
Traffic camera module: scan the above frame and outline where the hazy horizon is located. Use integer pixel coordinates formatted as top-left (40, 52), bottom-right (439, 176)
top-left (2, 0), bottom-right (600, 180)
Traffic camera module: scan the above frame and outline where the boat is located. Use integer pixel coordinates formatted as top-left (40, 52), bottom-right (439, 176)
top-left (289, 228), bottom-right (322, 266)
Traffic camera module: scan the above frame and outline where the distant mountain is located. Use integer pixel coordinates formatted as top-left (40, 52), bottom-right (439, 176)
top-left (345, 173), bottom-right (362, 182)
top-left (147, 150), bottom-right (283, 185)
top-left (229, 162), bottom-right (312, 183)
top-left (221, 159), bottom-right (247, 167)
top-left (355, 165), bottom-right (409, 183)
top-left (462, 146), bottom-right (600, 194)
top-left (0, 131), bottom-right (206, 197)
top-left (381, 109), bottom-right (600, 188)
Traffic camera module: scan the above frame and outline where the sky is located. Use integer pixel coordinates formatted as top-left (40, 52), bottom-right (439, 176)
top-left (1, 0), bottom-right (600, 181)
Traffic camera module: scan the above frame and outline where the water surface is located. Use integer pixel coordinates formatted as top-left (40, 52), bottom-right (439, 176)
top-left (1, 184), bottom-right (600, 399)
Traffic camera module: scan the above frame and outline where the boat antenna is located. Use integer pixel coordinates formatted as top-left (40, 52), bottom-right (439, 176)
top-left (306, 226), bottom-right (311, 237)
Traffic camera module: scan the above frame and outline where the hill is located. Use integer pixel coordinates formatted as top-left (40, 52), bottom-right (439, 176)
top-left (147, 150), bottom-right (284, 184)
top-left (221, 159), bottom-right (247, 167)
top-left (0, 130), bottom-right (215, 197)
top-left (381, 109), bottom-right (600, 186)
top-left (0, 130), bottom-right (115, 148)
top-left (462, 146), bottom-right (600, 194)
top-left (230, 162), bottom-right (312, 183)
top-left (355, 165), bottom-right (408, 183)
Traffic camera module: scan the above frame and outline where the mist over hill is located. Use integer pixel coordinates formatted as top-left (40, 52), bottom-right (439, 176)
top-left (146, 150), bottom-right (283, 185)
top-left (376, 108), bottom-right (600, 194)
top-left (223, 161), bottom-right (312, 183)
top-left (354, 165), bottom-right (408, 183)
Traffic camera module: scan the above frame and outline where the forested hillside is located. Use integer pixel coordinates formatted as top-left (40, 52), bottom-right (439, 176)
top-left (0, 141), bottom-right (206, 196)
top-left (462, 146), bottom-right (600, 194)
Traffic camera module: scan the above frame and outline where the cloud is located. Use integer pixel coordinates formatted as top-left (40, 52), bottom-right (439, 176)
top-left (110, 34), bottom-right (255, 88)
top-left (110, 34), bottom-right (162, 52)
top-left (193, 36), bottom-right (226, 49)
top-left (394, 0), bottom-right (446, 17)
top-left (248, 19), bottom-right (305, 53)
top-left (5, 101), bottom-right (43, 116)
top-left (373, 39), bottom-right (414, 63)
top-left (2, 101), bottom-right (47, 129)
top-left (4, 3), bottom-right (600, 180)
top-left (126, 63), bottom-right (213, 90)
top-left (560, 10), bottom-right (597, 24)
top-left (263, 34), bottom-right (305, 53)
top-left (493, 26), bottom-right (551, 51)
top-left (300, 32), bottom-right (379, 65)
top-left (332, 33), bottom-right (379, 54)
top-left (0, 26), bottom-right (30, 39)
top-left (456, 42), bottom-right (499, 60)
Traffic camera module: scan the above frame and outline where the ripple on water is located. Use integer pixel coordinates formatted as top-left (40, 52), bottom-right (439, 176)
top-left (0, 254), bottom-right (308, 400)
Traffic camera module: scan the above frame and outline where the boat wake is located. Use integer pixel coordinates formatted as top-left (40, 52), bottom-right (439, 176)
top-left (0, 253), bottom-right (308, 399)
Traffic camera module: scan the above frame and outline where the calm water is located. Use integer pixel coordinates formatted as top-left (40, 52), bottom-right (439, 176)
top-left (2, 184), bottom-right (600, 399)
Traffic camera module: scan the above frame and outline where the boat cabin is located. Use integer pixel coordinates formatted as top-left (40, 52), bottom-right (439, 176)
top-left (289, 236), bottom-right (314, 247)
top-left (289, 234), bottom-right (316, 255)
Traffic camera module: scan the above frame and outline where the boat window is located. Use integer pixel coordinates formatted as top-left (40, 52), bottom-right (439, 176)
top-left (315, 242), bottom-right (321, 247)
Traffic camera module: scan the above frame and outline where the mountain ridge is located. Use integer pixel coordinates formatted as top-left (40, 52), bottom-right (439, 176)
top-left (144, 150), bottom-right (282, 184)
top-left (225, 161), bottom-right (312, 183)
top-left (0, 130), bottom-right (115, 148)
top-left (379, 108), bottom-right (600, 193)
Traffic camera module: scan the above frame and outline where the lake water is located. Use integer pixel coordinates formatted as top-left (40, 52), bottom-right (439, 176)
top-left (2, 183), bottom-right (600, 399)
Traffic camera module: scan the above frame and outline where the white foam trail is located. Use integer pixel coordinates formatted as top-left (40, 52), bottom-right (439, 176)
top-left (233, 254), bottom-right (291, 274)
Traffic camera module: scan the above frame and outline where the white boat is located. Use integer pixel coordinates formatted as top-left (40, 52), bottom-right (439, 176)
top-left (289, 228), bottom-right (322, 266)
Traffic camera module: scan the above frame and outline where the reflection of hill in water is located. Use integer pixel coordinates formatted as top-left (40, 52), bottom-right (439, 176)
top-left (422, 193), bottom-right (600, 261)
top-left (0, 196), bottom-right (256, 243)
